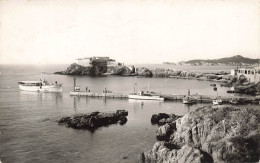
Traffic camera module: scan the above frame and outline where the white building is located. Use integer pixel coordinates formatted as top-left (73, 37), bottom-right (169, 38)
top-left (230, 69), bottom-right (237, 76)
top-left (76, 57), bottom-right (119, 67)
top-left (75, 57), bottom-right (91, 66)
top-left (236, 67), bottom-right (260, 83)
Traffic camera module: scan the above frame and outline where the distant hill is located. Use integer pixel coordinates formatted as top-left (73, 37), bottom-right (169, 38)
top-left (179, 55), bottom-right (260, 66)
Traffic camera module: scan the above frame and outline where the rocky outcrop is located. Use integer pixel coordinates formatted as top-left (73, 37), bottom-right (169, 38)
top-left (179, 71), bottom-right (196, 78)
top-left (54, 62), bottom-right (107, 76)
top-left (151, 113), bottom-right (182, 125)
top-left (58, 110), bottom-right (128, 131)
top-left (156, 123), bottom-right (176, 141)
top-left (150, 68), bottom-right (180, 77)
top-left (54, 63), bottom-right (91, 75)
top-left (55, 64), bottom-right (235, 83)
top-left (234, 82), bottom-right (260, 95)
top-left (107, 66), bottom-right (132, 75)
top-left (140, 106), bottom-right (260, 163)
top-left (136, 67), bottom-right (153, 77)
top-left (232, 75), bottom-right (260, 95)
top-left (140, 142), bottom-right (212, 163)
top-left (89, 60), bottom-right (107, 75)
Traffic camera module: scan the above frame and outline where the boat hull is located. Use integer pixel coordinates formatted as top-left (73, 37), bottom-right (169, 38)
top-left (128, 94), bottom-right (164, 101)
top-left (183, 99), bottom-right (197, 104)
top-left (18, 84), bottom-right (62, 92)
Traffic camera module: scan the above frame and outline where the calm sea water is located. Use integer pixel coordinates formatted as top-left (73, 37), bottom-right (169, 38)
top-left (0, 64), bottom-right (252, 163)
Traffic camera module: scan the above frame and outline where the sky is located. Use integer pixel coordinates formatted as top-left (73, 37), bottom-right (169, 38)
top-left (0, 0), bottom-right (260, 65)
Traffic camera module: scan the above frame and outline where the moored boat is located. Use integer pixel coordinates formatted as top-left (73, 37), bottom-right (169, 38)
top-left (183, 96), bottom-right (197, 104)
top-left (212, 96), bottom-right (223, 105)
top-left (128, 91), bottom-right (164, 101)
top-left (18, 80), bottom-right (62, 92)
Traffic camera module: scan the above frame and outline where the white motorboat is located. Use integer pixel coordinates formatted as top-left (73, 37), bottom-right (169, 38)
top-left (128, 91), bottom-right (164, 101)
top-left (18, 80), bottom-right (62, 92)
top-left (213, 96), bottom-right (223, 105)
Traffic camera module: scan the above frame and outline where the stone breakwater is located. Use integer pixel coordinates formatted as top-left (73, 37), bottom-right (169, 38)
top-left (139, 106), bottom-right (260, 163)
top-left (58, 110), bottom-right (128, 130)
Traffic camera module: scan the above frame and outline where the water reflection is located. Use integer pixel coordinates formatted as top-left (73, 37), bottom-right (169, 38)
top-left (128, 99), bottom-right (164, 104)
top-left (54, 93), bottom-right (63, 106)
top-left (103, 97), bottom-right (107, 106)
top-left (184, 104), bottom-right (191, 112)
top-left (73, 96), bottom-right (81, 112)
top-left (19, 91), bottom-right (63, 107)
top-left (128, 99), bottom-right (164, 114)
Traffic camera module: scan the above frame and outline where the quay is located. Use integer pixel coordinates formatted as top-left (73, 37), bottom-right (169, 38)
top-left (70, 91), bottom-right (128, 99)
top-left (69, 91), bottom-right (260, 105)
top-left (163, 94), bottom-right (259, 104)
top-left (70, 78), bottom-right (259, 104)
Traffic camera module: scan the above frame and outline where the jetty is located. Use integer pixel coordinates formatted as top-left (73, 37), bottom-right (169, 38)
top-left (69, 91), bottom-right (260, 105)
top-left (70, 92), bottom-right (128, 98)
top-left (70, 78), bottom-right (260, 105)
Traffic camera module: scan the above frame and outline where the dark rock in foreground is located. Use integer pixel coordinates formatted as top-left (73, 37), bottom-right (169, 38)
top-left (151, 113), bottom-right (182, 125)
top-left (58, 110), bottom-right (128, 130)
top-left (140, 106), bottom-right (260, 163)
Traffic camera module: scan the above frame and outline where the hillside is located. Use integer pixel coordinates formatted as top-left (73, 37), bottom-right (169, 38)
top-left (180, 55), bottom-right (259, 66)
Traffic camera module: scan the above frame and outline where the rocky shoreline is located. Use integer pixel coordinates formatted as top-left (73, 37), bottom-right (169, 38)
top-left (139, 106), bottom-right (260, 163)
top-left (58, 110), bottom-right (128, 131)
top-left (55, 63), bottom-right (260, 95)
top-left (54, 63), bottom-right (231, 80)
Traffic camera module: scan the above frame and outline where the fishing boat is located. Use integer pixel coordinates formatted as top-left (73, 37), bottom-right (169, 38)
top-left (183, 96), bottom-right (197, 104)
top-left (128, 91), bottom-right (164, 101)
top-left (18, 79), bottom-right (62, 92)
top-left (212, 96), bottom-right (223, 105)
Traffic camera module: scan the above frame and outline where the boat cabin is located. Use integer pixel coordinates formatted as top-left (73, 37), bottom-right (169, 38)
top-left (18, 81), bottom-right (42, 86)
top-left (137, 91), bottom-right (144, 95)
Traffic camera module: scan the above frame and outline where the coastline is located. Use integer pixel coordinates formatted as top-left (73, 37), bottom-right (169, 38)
top-left (55, 63), bottom-right (260, 96)
top-left (139, 106), bottom-right (260, 163)
top-left (54, 63), bottom-right (233, 82)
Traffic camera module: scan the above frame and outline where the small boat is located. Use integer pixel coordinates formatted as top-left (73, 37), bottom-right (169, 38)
top-left (128, 91), bottom-right (164, 101)
top-left (227, 87), bottom-right (235, 93)
top-left (18, 79), bottom-right (62, 92)
top-left (212, 96), bottom-right (222, 105)
top-left (183, 97), bottom-right (197, 104)
top-left (229, 99), bottom-right (239, 105)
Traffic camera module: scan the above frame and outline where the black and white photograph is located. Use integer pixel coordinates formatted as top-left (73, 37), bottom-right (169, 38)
top-left (0, 0), bottom-right (260, 162)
